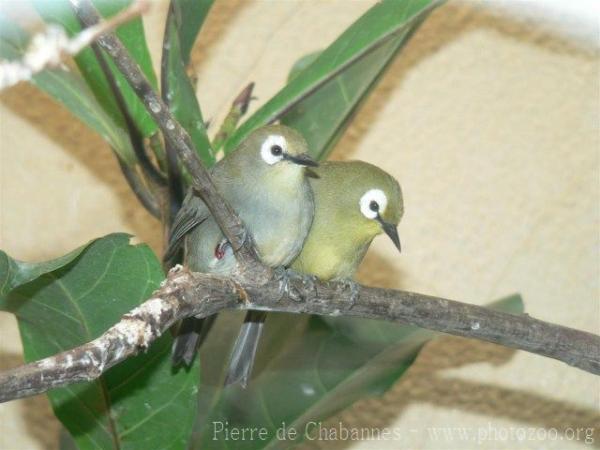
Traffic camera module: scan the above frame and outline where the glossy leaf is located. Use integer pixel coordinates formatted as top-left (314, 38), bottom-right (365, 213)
top-left (0, 234), bottom-right (200, 450)
top-left (163, 3), bottom-right (214, 167)
top-left (282, 24), bottom-right (418, 160)
top-left (224, 0), bottom-right (443, 155)
top-left (32, 0), bottom-right (159, 138)
top-left (171, 0), bottom-right (215, 65)
top-left (286, 50), bottom-right (321, 83)
top-left (0, 239), bottom-right (88, 299)
top-left (191, 295), bottom-right (522, 449)
top-left (0, 17), bottom-right (135, 163)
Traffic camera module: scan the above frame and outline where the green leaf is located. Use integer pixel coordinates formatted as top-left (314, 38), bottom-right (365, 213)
top-left (0, 17), bottom-right (135, 163)
top-left (282, 28), bottom-right (414, 160)
top-left (171, 0), bottom-right (215, 65)
top-left (32, 0), bottom-right (159, 138)
top-left (163, 3), bottom-right (214, 167)
top-left (224, 0), bottom-right (443, 156)
top-left (34, 69), bottom-right (137, 163)
top-left (0, 234), bottom-right (200, 450)
top-left (191, 295), bottom-right (523, 450)
top-left (0, 239), bottom-right (90, 300)
top-left (286, 50), bottom-right (321, 83)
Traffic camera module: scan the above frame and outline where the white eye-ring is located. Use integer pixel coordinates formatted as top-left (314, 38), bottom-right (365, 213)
top-left (360, 189), bottom-right (388, 219)
top-left (260, 134), bottom-right (287, 165)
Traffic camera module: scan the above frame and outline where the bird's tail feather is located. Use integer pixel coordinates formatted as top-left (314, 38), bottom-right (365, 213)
top-left (172, 316), bottom-right (217, 367)
top-left (224, 311), bottom-right (267, 388)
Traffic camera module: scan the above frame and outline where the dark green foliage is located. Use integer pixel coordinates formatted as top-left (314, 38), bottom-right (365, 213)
top-left (0, 235), bottom-right (201, 450)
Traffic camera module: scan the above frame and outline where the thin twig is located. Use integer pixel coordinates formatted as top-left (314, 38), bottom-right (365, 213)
top-left (87, 37), bottom-right (167, 187)
top-left (0, 0), bottom-right (150, 90)
top-left (116, 157), bottom-right (161, 218)
top-left (0, 266), bottom-right (598, 403)
top-left (73, 0), bottom-right (267, 281)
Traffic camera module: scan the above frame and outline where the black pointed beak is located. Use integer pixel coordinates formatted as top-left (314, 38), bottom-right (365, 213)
top-left (284, 152), bottom-right (319, 167)
top-left (381, 220), bottom-right (401, 252)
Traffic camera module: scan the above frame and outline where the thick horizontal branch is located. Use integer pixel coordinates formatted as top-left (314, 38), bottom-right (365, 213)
top-left (1, 266), bottom-right (598, 403)
top-left (72, 0), bottom-right (266, 279)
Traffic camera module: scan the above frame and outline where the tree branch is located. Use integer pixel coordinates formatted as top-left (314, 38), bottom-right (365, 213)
top-left (160, 1), bottom-right (186, 226)
top-left (26, 1), bottom-right (593, 420)
top-left (1, 265), bottom-right (598, 403)
top-left (0, 0), bottom-right (150, 90)
top-left (72, 0), bottom-right (266, 280)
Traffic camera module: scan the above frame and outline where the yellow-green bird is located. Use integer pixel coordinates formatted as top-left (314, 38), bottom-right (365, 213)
top-left (291, 160), bottom-right (403, 280)
top-left (226, 160), bottom-right (403, 386)
top-left (166, 125), bottom-right (317, 368)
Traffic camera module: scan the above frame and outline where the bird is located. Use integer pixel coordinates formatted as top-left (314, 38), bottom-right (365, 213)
top-left (290, 160), bottom-right (403, 281)
top-left (166, 124), bottom-right (317, 371)
top-left (225, 160), bottom-right (403, 387)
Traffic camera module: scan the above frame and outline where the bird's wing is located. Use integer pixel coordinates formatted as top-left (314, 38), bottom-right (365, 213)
top-left (163, 190), bottom-right (210, 262)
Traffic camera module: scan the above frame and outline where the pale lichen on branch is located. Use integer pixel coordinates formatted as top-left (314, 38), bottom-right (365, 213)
top-left (0, 0), bottom-right (150, 90)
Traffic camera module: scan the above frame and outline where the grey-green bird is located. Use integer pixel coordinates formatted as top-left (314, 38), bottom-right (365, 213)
top-left (291, 160), bottom-right (403, 281)
top-left (225, 160), bottom-right (403, 387)
top-left (166, 125), bottom-right (317, 372)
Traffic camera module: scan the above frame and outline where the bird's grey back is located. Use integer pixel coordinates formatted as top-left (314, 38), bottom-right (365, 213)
top-left (184, 156), bottom-right (314, 275)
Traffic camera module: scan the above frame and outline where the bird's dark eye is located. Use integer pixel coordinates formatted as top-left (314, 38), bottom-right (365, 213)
top-left (271, 145), bottom-right (283, 156)
top-left (369, 201), bottom-right (379, 212)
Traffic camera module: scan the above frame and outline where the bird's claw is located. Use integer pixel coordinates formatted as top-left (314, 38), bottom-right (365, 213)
top-left (273, 267), bottom-right (295, 301)
top-left (273, 268), bottom-right (316, 302)
top-left (292, 272), bottom-right (318, 301)
top-left (339, 278), bottom-right (360, 307)
top-left (235, 227), bottom-right (249, 250)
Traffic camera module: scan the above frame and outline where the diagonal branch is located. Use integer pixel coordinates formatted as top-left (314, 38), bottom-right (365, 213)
top-left (71, 0), bottom-right (267, 280)
top-left (0, 265), bottom-right (598, 403)
top-left (160, 1), bottom-right (186, 226)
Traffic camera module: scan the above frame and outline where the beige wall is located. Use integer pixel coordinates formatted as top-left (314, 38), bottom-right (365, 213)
top-left (0, 1), bottom-right (598, 449)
